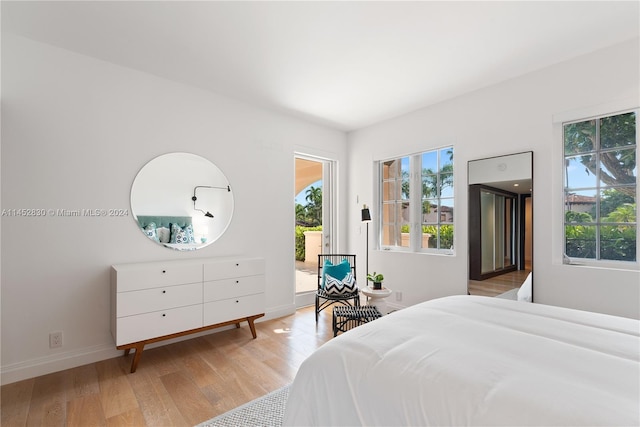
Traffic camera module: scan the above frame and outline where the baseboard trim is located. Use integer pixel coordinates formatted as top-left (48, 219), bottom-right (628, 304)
top-left (295, 291), bottom-right (315, 308)
top-left (262, 303), bottom-right (296, 321)
top-left (1, 343), bottom-right (121, 386)
top-left (1, 305), bottom-right (298, 386)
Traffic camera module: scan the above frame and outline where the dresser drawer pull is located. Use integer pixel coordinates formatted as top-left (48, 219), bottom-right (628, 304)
top-left (236, 280), bottom-right (239, 284)
top-left (162, 290), bottom-right (166, 294)
top-left (162, 313), bottom-right (166, 317)
top-left (236, 263), bottom-right (239, 266)
top-left (236, 300), bottom-right (239, 303)
top-left (162, 270), bottom-right (166, 273)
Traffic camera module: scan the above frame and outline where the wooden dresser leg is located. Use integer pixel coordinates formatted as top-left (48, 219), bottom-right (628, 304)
top-left (124, 348), bottom-right (131, 356)
top-left (247, 317), bottom-right (258, 339)
top-left (130, 343), bottom-right (145, 373)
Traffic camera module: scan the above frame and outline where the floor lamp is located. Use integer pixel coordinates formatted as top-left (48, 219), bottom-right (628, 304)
top-left (361, 205), bottom-right (371, 281)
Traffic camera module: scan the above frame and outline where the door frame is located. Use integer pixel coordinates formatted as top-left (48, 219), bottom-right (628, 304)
top-left (294, 153), bottom-right (338, 307)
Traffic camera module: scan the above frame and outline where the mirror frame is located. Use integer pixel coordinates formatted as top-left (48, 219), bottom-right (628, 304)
top-left (468, 151), bottom-right (533, 300)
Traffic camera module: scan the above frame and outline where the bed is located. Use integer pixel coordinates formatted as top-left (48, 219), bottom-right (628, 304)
top-left (283, 295), bottom-right (640, 426)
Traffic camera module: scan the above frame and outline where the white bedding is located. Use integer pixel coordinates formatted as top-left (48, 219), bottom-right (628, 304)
top-left (284, 295), bottom-right (640, 426)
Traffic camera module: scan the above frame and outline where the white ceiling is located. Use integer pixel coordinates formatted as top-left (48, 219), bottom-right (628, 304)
top-left (3, 1), bottom-right (639, 131)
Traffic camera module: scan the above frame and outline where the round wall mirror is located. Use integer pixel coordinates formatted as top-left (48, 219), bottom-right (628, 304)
top-left (130, 152), bottom-right (234, 250)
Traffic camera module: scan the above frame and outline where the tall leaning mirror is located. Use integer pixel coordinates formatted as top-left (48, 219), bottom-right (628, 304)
top-left (468, 151), bottom-right (533, 300)
top-left (130, 152), bottom-right (234, 250)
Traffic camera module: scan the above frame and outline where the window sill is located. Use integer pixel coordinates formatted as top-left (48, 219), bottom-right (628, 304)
top-left (563, 257), bottom-right (639, 272)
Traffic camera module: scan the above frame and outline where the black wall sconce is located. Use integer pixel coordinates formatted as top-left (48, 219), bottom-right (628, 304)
top-left (192, 185), bottom-right (231, 218)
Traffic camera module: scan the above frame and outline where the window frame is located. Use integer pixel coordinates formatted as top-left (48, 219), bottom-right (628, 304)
top-left (378, 146), bottom-right (455, 255)
top-left (561, 109), bottom-right (638, 267)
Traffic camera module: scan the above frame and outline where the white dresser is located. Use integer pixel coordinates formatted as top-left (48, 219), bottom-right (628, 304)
top-left (111, 257), bottom-right (265, 372)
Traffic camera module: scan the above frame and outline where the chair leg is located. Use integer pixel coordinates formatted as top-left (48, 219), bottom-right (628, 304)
top-left (315, 295), bottom-right (319, 323)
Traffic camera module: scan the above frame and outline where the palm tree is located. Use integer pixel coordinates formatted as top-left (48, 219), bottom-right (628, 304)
top-left (305, 186), bottom-right (323, 226)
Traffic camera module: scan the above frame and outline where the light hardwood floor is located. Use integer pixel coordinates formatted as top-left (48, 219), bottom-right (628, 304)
top-left (468, 269), bottom-right (531, 297)
top-left (1, 305), bottom-right (334, 427)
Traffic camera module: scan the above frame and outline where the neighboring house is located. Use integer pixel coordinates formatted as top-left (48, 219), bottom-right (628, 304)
top-left (565, 194), bottom-right (597, 214)
top-left (422, 204), bottom-right (454, 224)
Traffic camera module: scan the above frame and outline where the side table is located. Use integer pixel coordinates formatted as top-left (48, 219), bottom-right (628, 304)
top-left (361, 286), bottom-right (392, 315)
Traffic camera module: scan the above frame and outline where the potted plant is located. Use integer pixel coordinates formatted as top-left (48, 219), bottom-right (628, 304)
top-left (367, 272), bottom-right (384, 290)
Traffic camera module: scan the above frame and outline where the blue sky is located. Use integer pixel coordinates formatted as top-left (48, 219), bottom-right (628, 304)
top-left (296, 180), bottom-right (322, 205)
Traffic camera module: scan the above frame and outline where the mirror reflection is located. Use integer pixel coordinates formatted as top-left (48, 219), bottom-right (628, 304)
top-left (468, 151), bottom-right (533, 300)
top-left (130, 152), bottom-right (234, 250)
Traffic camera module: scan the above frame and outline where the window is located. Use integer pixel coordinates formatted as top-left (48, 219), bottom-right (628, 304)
top-left (380, 147), bottom-right (454, 253)
top-left (563, 111), bottom-right (637, 263)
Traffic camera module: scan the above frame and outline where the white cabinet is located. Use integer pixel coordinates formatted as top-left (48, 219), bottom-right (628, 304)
top-left (111, 257), bottom-right (265, 372)
top-left (203, 258), bottom-right (265, 326)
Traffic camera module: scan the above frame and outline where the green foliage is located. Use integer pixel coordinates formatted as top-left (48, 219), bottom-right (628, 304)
top-left (565, 224), bottom-right (636, 261)
top-left (400, 224), bottom-right (454, 249)
top-left (601, 189), bottom-right (636, 218)
top-left (565, 210), bottom-right (593, 223)
top-left (367, 272), bottom-right (384, 282)
top-left (600, 225), bottom-right (637, 261)
top-left (295, 225), bottom-right (322, 261)
top-left (565, 224), bottom-right (596, 259)
top-left (565, 203), bottom-right (637, 261)
top-left (423, 224), bottom-right (454, 249)
top-left (604, 203), bottom-right (636, 223)
top-left (296, 186), bottom-right (323, 226)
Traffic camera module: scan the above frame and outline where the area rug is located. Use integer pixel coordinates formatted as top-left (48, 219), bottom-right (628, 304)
top-left (196, 385), bottom-right (290, 427)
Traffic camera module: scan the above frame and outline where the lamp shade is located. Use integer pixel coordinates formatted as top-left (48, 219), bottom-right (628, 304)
top-left (361, 206), bottom-right (371, 222)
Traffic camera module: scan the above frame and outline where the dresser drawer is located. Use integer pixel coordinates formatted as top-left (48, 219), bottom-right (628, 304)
top-left (113, 263), bottom-right (202, 292)
top-left (203, 275), bottom-right (264, 303)
top-left (116, 304), bottom-right (203, 346)
top-left (203, 258), bottom-right (265, 281)
top-left (117, 282), bottom-right (203, 317)
top-left (203, 293), bottom-right (264, 326)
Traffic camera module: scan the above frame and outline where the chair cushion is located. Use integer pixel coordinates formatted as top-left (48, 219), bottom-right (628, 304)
top-left (325, 272), bottom-right (358, 295)
top-left (322, 259), bottom-right (352, 288)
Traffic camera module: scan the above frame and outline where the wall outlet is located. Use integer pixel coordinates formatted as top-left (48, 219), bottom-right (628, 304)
top-left (49, 331), bottom-right (62, 349)
top-left (396, 291), bottom-right (403, 302)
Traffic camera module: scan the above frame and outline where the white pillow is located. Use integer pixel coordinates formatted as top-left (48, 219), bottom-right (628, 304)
top-left (517, 272), bottom-right (533, 302)
top-left (157, 226), bottom-right (170, 243)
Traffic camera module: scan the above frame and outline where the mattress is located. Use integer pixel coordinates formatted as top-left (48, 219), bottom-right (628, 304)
top-left (283, 295), bottom-right (640, 426)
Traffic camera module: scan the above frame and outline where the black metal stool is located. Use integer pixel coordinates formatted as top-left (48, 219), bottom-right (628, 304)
top-left (332, 305), bottom-right (382, 337)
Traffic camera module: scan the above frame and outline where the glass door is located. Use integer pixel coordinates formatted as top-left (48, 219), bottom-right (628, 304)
top-left (294, 155), bottom-right (336, 296)
top-left (480, 190), bottom-right (515, 275)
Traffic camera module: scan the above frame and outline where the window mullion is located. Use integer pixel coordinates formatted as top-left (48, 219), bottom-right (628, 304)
top-left (409, 155), bottom-right (421, 251)
top-left (595, 118), bottom-right (601, 260)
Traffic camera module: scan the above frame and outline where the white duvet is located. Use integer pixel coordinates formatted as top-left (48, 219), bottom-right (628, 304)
top-left (284, 295), bottom-right (640, 426)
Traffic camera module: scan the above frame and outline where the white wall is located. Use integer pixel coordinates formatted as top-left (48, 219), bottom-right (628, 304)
top-left (348, 38), bottom-right (640, 319)
top-left (1, 35), bottom-right (347, 384)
